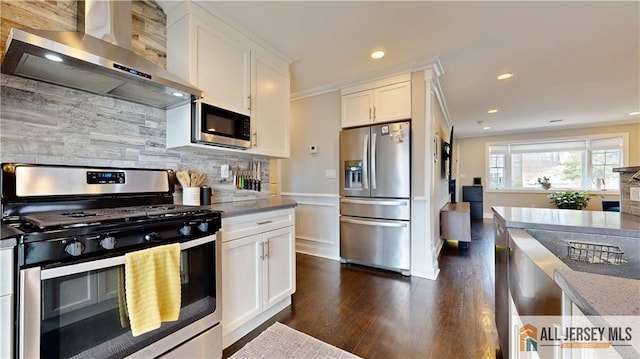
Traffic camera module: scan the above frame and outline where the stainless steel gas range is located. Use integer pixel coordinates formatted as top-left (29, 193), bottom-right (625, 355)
top-left (1, 163), bottom-right (222, 359)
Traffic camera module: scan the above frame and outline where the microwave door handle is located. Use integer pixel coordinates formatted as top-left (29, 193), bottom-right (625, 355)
top-left (362, 134), bottom-right (369, 190)
top-left (194, 101), bottom-right (203, 137)
top-left (371, 133), bottom-right (377, 190)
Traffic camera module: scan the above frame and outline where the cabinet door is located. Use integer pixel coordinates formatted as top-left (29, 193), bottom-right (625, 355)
top-left (263, 226), bottom-right (296, 310)
top-left (196, 24), bottom-right (251, 116)
top-left (250, 51), bottom-right (290, 158)
top-left (221, 234), bottom-right (263, 335)
top-left (372, 81), bottom-right (411, 123)
top-left (0, 295), bottom-right (12, 359)
top-left (342, 90), bottom-right (373, 128)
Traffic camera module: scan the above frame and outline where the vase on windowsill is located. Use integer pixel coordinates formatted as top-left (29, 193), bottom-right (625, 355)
top-left (537, 176), bottom-right (551, 190)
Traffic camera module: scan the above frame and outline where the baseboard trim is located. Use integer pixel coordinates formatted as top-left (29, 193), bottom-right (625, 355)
top-left (222, 297), bottom-right (292, 349)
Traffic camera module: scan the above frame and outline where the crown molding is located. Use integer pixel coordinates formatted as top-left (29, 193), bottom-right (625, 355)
top-left (291, 57), bottom-right (441, 102)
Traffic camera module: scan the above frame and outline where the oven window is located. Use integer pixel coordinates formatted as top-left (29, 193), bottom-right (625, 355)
top-left (40, 242), bottom-right (216, 359)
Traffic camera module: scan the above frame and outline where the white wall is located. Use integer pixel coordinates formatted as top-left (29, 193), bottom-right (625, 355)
top-left (281, 91), bottom-right (341, 259)
top-left (410, 69), bottom-right (451, 280)
top-left (283, 69), bottom-right (450, 279)
top-left (457, 122), bottom-right (640, 216)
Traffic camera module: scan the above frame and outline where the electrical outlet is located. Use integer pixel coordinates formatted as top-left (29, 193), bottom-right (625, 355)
top-left (221, 164), bottom-right (229, 179)
top-left (630, 187), bottom-right (640, 202)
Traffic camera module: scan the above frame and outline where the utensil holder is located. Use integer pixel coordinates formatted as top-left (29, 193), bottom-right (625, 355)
top-left (183, 187), bottom-right (200, 206)
top-left (200, 185), bottom-right (212, 205)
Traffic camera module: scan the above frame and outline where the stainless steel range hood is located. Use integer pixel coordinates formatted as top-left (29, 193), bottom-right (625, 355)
top-left (1, 0), bottom-right (202, 109)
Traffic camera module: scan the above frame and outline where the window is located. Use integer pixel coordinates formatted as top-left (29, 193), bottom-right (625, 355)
top-left (487, 136), bottom-right (624, 191)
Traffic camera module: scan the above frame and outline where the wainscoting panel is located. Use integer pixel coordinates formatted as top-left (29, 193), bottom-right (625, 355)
top-left (281, 193), bottom-right (340, 260)
top-left (411, 198), bottom-right (440, 280)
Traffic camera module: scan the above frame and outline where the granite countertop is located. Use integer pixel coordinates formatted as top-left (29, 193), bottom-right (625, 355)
top-left (613, 166), bottom-right (640, 173)
top-left (208, 197), bottom-right (297, 217)
top-left (492, 206), bottom-right (640, 238)
top-left (555, 269), bottom-right (640, 357)
top-left (555, 269), bottom-right (640, 316)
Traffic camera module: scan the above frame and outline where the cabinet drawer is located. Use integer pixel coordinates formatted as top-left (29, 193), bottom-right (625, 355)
top-left (222, 208), bottom-right (294, 242)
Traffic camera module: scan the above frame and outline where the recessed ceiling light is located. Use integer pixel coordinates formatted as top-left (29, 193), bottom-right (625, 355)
top-left (629, 111), bottom-right (640, 116)
top-left (483, 126), bottom-right (491, 130)
top-left (497, 72), bottom-right (514, 80)
top-left (45, 54), bottom-right (63, 62)
top-left (487, 109), bottom-right (498, 114)
top-left (370, 50), bottom-right (385, 59)
top-left (171, 92), bottom-right (185, 97)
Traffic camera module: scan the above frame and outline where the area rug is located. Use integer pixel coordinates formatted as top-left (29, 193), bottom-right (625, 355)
top-left (230, 322), bottom-right (361, 359)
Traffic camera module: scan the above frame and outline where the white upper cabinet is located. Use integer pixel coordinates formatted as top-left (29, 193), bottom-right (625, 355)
top-left (249, 49), bottom-right (290, 158)
top-left (166, 2), bottom-right (290, 158)
top-left (341, 74), bottom-right (412, 128)
top-left (341, 90), bottom-right (374, 128)
top-left (196, 24), bottom-right (251, 116)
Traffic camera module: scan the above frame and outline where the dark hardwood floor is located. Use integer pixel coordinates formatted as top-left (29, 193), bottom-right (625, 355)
top-left (223, 219), bottom-right (501, 358)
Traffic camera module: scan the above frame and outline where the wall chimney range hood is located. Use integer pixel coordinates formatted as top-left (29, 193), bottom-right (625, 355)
top-left (1, 0), bottom-right (202, 109)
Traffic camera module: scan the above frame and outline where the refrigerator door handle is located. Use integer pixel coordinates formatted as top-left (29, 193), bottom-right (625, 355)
top-left (341, 217), bottom-right (408, 228)
top-left (362, 134), bottom-right (369, 189)
top-left (341, 199), bottom-right (409, 206)
top-left (371, 133), bottom-right (377, 190)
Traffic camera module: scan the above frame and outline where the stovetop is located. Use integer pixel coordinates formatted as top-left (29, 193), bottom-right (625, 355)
top-left (21, 204), bottom-right (209, 229)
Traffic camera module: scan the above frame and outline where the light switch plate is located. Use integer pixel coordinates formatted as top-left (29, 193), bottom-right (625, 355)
top-left (630, 187), bottom-right (640, 202)
top-left (325, 169), bottom-right (336, 179)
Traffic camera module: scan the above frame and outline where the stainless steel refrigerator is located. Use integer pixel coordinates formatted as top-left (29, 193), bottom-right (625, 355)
top-left (339, 121), bottom-right (411, 274)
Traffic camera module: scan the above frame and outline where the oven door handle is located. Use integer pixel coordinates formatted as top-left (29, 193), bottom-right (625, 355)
top-left (41, 234), bottom-right (217, 280)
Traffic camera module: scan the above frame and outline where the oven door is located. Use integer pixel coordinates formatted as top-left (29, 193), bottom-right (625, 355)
top-left (19, 234), bottom-right (221, 359)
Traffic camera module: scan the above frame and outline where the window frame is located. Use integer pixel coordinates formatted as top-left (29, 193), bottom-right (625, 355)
top-left (484, 133), bottom-right (628, 193)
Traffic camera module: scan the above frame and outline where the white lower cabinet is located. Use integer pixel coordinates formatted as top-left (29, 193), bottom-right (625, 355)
top-left (221, 208), bottom-right (295, 348)
top-left (1, 246), bottom-right (14, 359)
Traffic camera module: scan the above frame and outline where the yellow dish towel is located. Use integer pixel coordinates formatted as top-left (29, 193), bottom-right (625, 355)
top-left (125, 243), bottom-right (181, 337)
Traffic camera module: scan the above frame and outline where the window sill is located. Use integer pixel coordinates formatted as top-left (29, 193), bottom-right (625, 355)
top-left (485, 188), bottom-right (620, 195)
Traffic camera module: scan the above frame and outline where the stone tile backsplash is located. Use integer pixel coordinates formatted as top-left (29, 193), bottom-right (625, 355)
top-left (618, 169), bottom-right (640, 216)
top-left (0, 75), bottom-right (270, 203)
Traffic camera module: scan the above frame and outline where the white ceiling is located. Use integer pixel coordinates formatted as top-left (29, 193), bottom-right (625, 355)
top-left (162, 1), bottom-right (640, 138)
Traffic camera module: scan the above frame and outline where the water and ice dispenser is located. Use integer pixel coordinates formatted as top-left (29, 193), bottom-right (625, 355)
top-left (344, 160), bottom-right (363, 189)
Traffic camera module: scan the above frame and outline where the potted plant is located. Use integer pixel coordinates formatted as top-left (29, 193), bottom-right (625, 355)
top-left (537, 176), bottom-right (551, 189)
top-left (547, 191), bottom-right (596, 210)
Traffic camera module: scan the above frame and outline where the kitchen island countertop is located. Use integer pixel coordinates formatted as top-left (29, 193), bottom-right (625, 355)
top-left (492, 206), bottom-right (640, 238)
top-left (555, 269), bottom-right (640, 316)
top-left (555, 269), bottom-right (640, 358)
top-left (208, 197), bottom-right (297, 217)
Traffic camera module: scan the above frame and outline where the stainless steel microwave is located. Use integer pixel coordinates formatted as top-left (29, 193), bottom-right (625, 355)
top-left (193, 101), bottom-right (251, 149)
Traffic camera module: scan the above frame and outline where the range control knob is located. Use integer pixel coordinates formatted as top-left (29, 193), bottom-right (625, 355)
top-left (179, 223), bottom-right (192, 236)
top-left (144, 232), bottom-right (161, 242)
top-left (64, 240), bottom-right (85, 257)
top-left (197, 221), bottom-right (209, 233)
top-left (100, 235), bottom-right (116, 250)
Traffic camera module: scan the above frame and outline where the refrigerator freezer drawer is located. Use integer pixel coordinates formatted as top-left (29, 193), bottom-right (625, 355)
top-left (340, 198), bottom-right (410, 220)
top-left (340, 216), bottom-right (410, 270)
